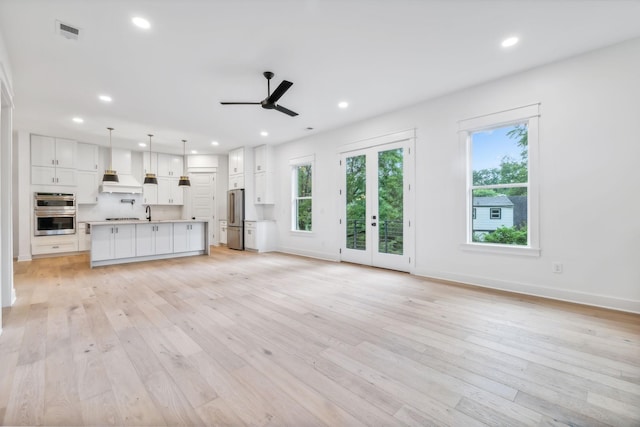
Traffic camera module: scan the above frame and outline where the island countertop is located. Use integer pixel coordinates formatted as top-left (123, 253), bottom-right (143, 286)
top-left (87, 219), bottom-right (207, 226)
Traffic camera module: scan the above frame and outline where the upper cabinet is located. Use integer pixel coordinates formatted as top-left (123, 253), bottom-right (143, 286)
top-left (31, 134), bottom-right (77, 186)
top-left (254, 144), bottom-right (273, 173)
top-left (77, 143), bottom-right (99, 172)
top-left (228, 147), bottom-right (245, 190)
top-left (76, 142), bottom-right (99, 203)
top-left (157, 153), bottom-right (183, 177)
top-left (110, 148), bottom-right (132, 175)
top-left (228, 147), bottom-right (244, 176)
top-left (31, 135), bottom-right (76, 169)
top-left (253, 145), bottom-right (274, 204)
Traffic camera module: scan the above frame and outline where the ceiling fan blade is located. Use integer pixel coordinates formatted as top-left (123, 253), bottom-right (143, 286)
top-left (220, 102), bottom-right (261, 105)
top-left (275, 104), bottom-right (298, 117)
top-left (267, 80), bottom-right (293, 104)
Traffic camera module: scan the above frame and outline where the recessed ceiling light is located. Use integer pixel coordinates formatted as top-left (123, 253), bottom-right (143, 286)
top-left (191, 150), bottom-right (198, 154)
top-left (501, 36), bottom-right (519, 48)
top-left (260, 131), bottom-right (268, 137)
top-left (132, 17), bottom-right (151, 29)
top-left (338, 101), bottom-right (349, 109)
top-left (98, 94), bottom-right (112, 102)
top-left (138, 142), bottom-right (146, 147)
top-left (211, 141), bottom-right (219, 146)
top-left (72, 117), bottom-right (84, 123)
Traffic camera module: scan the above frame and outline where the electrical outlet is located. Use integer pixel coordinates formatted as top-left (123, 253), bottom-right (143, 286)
top-left (552, 262), bottom-right (563, 274)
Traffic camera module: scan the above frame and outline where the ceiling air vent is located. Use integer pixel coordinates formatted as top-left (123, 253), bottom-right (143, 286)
top-left (56, 20), bottom-right (80, 40)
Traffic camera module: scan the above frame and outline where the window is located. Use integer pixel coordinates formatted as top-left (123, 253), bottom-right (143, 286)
top-left (459, 104), bottom-right (540, 255)
top-left (290, 155), bottom-right (314, 232)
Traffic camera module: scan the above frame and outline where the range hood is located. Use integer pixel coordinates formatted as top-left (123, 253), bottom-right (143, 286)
top-left (99, 174), bottom-right (143, 194)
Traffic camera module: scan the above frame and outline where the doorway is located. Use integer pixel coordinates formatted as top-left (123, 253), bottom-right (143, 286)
top-left (340, 136), bottom-right (414, 272)
top-left (188, 173), bottom-right (216, 244)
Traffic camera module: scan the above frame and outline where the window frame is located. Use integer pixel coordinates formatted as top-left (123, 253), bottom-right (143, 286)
top-left (290, 155), bottom-right (315, 233)
top-left (490, 208), bottom-right (502, 220)
top-left (459, 104), bottom-right (540, 256)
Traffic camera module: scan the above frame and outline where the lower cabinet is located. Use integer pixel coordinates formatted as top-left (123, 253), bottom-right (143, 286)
top-left (91, 224), bottom-right (136, 261)
top-left (244, 220), bottom-right (276, 252)
top-left (136, 223), bottom-right (173, 256)
top-left (90, 221), bottom-right (207, 267)
top-left (32, 234), bottom-right (79, 255)
top-left (219, 220), bottom-right (227, 245)
top-left (174, 222), bottom-right (205, 252)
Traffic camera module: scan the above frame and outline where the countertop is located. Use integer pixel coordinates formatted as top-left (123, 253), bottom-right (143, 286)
top-left (87, 219), bottom-right (207, 226)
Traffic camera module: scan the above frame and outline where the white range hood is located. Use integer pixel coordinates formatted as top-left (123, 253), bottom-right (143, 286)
top-left (99, 174), bottom-right (143, 194)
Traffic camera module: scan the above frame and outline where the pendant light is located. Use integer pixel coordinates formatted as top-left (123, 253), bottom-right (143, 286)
top-left (178, 139), bottom-right (191, 187)
top-left (102, 127), bottom-right (119, 182)
top-left (143, 134), bottom-right (158, 185)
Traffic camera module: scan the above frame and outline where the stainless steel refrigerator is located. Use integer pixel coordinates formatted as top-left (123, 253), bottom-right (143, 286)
top-left (227, 189), bottom-right (244, 250)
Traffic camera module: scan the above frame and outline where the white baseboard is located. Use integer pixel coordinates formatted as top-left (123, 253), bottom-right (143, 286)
top-left (276, 246), bottom-right (340, 263)
top-left (414, 269), bottom-right (640, 314)
top-left (17, 254), bottom-right (32, 262)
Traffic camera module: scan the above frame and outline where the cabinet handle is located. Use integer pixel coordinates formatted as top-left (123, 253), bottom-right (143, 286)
top-left (115, 227), bottom-right (118, 233)
top-left (95, 164), bottom-right (97, 170)
top-left (51, 159), bottom-right (55, 165)
top-left (257, 165), bottom-right (261, 171)
top-left (52, 245), bottom-right (59, 249)
top-left (111, 227), bottom-right (114, 234)
top-left (56, 159), bottom-right (59, 165)
top-left (257, 197), bottom-right (261, 202)
top-left (52, 177), bottom-right (55, 183)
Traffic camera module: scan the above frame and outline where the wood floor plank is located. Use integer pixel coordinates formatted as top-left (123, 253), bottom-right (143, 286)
top-left (1, 249), bottom-right (638, 426)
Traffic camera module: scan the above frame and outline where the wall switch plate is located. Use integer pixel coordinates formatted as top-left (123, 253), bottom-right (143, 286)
top-left (552, 262), bottom-right (563, 274)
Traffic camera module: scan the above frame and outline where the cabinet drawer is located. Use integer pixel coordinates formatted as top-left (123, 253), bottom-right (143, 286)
top-left (32, 241), bottom-right (78, 255)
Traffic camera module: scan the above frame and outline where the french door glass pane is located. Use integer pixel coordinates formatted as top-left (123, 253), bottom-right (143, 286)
top-left (346, 155), bottom-right (366, 250)
top-left (378, 148), bottom-right (403, 255)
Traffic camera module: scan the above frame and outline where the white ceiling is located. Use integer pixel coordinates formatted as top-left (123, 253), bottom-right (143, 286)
top-left (1, 0), bottom-right (639, 155)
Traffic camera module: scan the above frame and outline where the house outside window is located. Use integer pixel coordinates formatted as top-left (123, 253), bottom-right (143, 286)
top-left (290, 155), bottom-right (314, 232)
top-left (459, 104), bottom-right (540, 255)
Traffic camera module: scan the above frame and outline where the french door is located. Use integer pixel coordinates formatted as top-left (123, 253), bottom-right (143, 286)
top-left (340, 140), bottom-right (413, 272)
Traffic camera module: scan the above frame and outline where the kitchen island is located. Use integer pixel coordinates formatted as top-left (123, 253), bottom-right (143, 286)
top-left (88, 219), bottom-right (209, 268)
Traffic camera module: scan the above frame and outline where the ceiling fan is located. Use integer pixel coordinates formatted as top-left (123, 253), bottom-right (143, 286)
top-left (220, 71), bottom-right (298, 117)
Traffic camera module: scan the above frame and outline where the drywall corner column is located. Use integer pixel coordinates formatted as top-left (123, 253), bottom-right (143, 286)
top-left (1, 82), bottom-right (14, 309)
top-left (16, 131), bottom-right (31, 262)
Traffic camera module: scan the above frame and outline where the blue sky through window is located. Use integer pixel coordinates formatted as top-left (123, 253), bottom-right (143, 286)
top-left (472, 124), bottom-right (523, 171)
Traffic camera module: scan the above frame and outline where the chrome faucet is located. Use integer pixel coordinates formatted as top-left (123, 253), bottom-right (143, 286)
top-left (145, 205), bottom-right (152, 222)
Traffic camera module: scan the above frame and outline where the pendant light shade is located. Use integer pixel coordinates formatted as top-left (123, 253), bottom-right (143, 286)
top-left (143, 134), bottom-right (158, 185)
top-left (178, 139), bottom-right (191, 187)
top-left (102, 127), bottom-right (119, 182)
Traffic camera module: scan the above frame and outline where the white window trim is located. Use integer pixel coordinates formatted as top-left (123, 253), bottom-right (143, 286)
top-left (290, 154), bottom-right (315, 234)
top-left (459, 103), bottom-right (540, 257)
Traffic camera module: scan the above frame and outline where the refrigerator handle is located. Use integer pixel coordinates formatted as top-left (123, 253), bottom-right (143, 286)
top-left (230, 192), bottom-right (235, 224)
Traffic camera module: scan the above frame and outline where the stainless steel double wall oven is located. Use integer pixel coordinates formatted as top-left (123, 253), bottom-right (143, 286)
top-left (34, 192), bottom-right (76, 236)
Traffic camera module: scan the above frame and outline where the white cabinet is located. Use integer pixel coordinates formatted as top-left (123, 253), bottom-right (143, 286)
top-left (228, 147), bottom-right (245, 190)
top-left (31, 135), bottom-right (77, 186)
top-left (32, 235), bottom-right (78, 255)
top-left (157, 177), bottom-right (184, 205)
top-left (31, 135), bottom-right (76, 168)
top-left (229, 174), bottom-right (244, 190)
top-left (174, 222), bottom-right (205, 252)
top-left (244, 220), bottom-right (276, 252)
top-left (254, 144), bottom-right (273, 173)
top-left (157, 153), bottom-right (183, 177)
top-left (136, 223), bottom-right (173, 256)
top-left (142, 151), bottom-right (158, 175)
top-left (77, 171), bottom-right (99, 204)
top-left (219, 220), bottom-right (227, 245)
top-left (253, 145), bottom-right (274, 204)
top-left (228, 147), bottom-right (244, 175)
top-left (244, 221), bottom-right (257, 250)
top-left (76, 143), bottom-right (99, 203)
top-left (91, 224), bottom-right (136, 261)
top-left (77, 143), bottom-right (99, 172)
top-left (142, 183), bottom-right (158, 205)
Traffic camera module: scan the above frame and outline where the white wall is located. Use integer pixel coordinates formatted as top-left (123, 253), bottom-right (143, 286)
top-left (0, 28), bottom-right (14, 318)
top-left (272, 37), bottom-right (640, 313)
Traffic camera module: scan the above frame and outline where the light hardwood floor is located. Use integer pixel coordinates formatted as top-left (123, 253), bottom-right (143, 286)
top-left (1, 248), bottom-right (639, 426)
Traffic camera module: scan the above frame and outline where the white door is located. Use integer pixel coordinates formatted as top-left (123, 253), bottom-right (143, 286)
top-left (190, 173), bottom-right (216, 244)
top-left (340, 140), bottom-right (413, 272)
